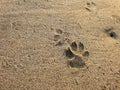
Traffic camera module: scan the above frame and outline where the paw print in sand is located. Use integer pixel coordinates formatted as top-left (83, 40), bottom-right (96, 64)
top-left (53, 28), bottom-right (70, 46)
top-left (65, 41), bottom-right (89, 68)
top-left (52, 28), bottom-right (89, 73)
top-left (104, 27), bottom-right (117, 39)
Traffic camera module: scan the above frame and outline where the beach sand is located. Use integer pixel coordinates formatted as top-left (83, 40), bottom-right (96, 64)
top-left (0, 0), bottom-right (120, 90)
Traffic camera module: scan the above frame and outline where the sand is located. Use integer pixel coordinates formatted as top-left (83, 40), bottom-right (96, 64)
top-left (0, 0), bottom-right (120, 90)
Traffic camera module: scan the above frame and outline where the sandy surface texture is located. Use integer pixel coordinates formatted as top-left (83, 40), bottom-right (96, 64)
top-left (0, 0), bottom-right (120, 90)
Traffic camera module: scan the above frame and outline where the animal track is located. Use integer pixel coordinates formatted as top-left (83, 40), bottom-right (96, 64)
top-left (56, 29), bottom-right (63, 34)
top-left (52, 28), bottom-right (89, 70)
top-left (54, 35), bottom-right (61, 41)
top-left (85, 1), bottom-right (96, 12)
top-left (70, 41), bottom-right (77, 51)
top-left (53, 28), bottom-right (70, 46)
top-left (65, 41), bottom-right (89, 68)
top-left (104, 27), bottom-right (117, 39)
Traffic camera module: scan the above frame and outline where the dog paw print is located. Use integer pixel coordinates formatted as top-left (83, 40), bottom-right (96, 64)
top-left (85, 1), bottom-right (96, 12)
top-left (52, 28), bottom-right (70, 46)
top-left (65, 41), bottom-right (89, 68)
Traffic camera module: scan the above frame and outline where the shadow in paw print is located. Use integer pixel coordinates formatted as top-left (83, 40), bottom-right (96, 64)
top-left (56, 29), bottom-right (63, 34)
top-left (82, 51), bottom-right (89, 57)
top-left (85, 1), bottom-right (96, 12)
top-left (65, 41), bottom-right (89, 68)
top-left (53, 28), bottom-right (67, 46)
top-left (70, 41), bottom-right (77, 51)
top-left (109, 32), bottom-right (117, 38)
top-left (54, 35), bottom-right (61, 41)
top-left (86, 2), bottom-right (96, 6)
top-left (104, 28), bottom-right (117, 39)
top-left (68, 55), bottom-right (85, 68)
top-left (55, 39), bottom-right (65, 46)
top-left (79, 42), bottom-right (84, 51)
top-left (65, 48), bottom-right (74, 58)
top-left (85, 7), bottom-right (91, 12)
